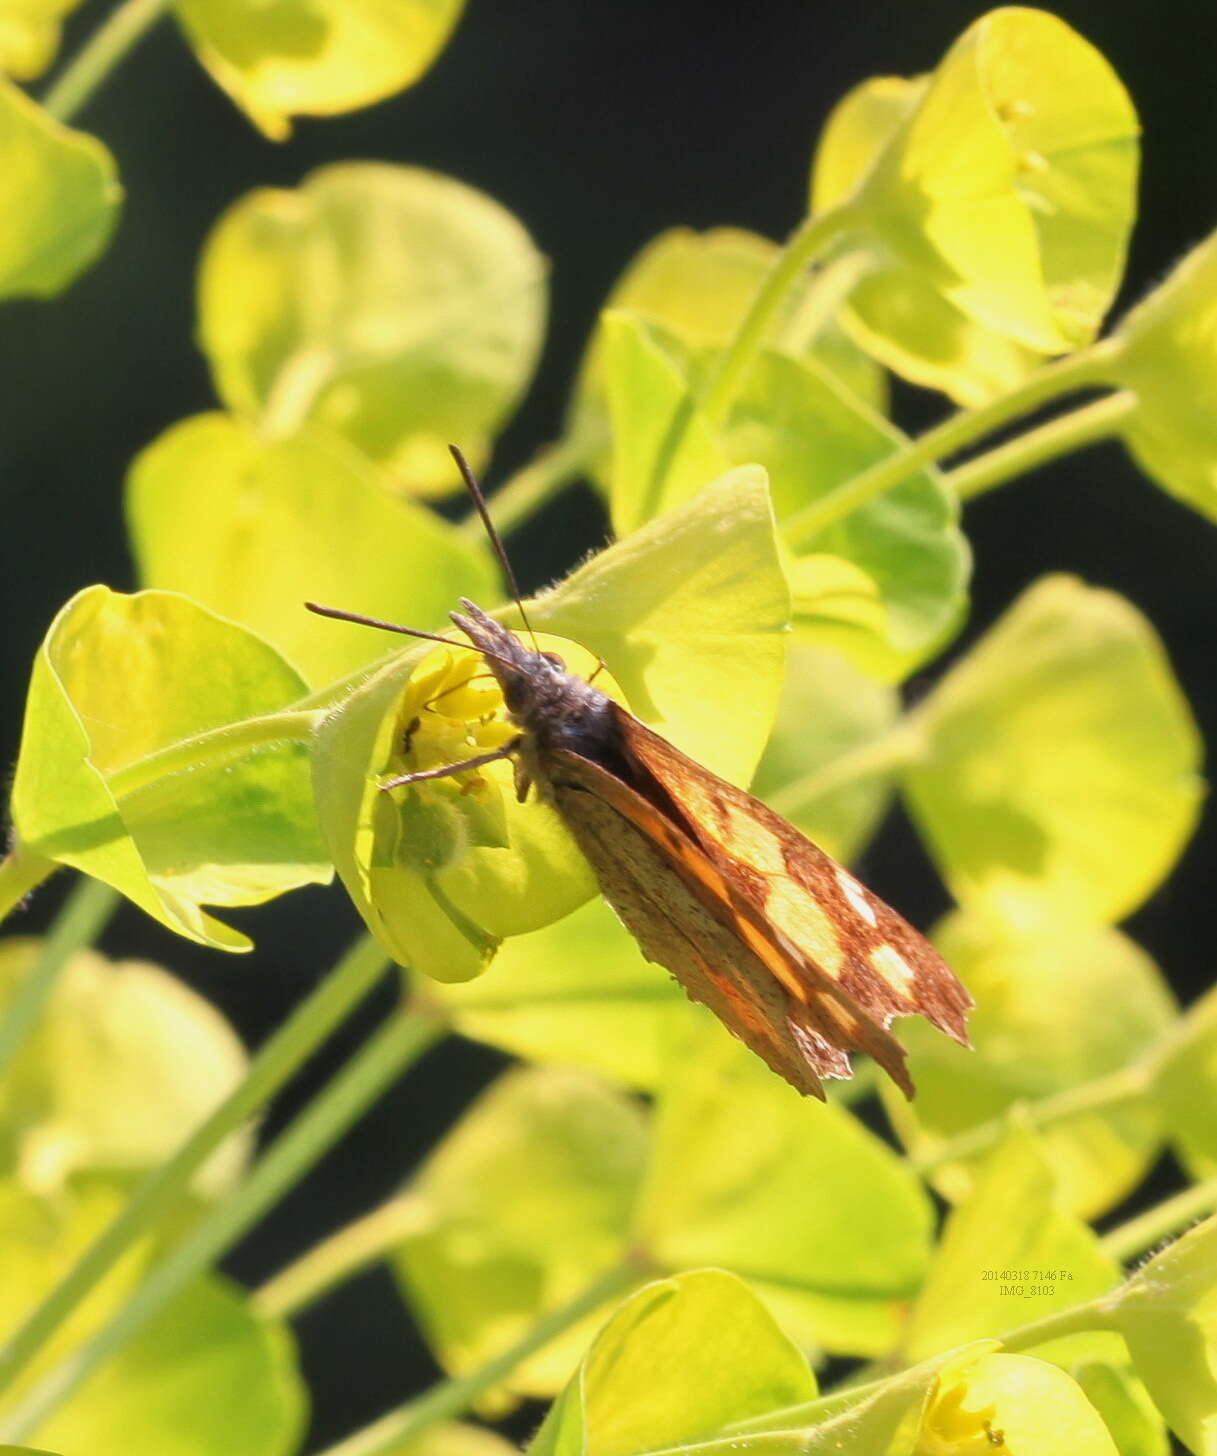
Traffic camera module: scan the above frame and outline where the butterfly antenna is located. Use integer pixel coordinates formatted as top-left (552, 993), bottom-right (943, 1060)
top-left (303, 601), bottom-right (519, 672)
top-left (448, 444), bottom-right (539, 651)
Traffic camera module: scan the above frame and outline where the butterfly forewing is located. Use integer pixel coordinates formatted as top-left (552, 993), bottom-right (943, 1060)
top-left (546, 748), bottom-right (858, 1097)
top-left (610, 713), bottom-right (974, 1045)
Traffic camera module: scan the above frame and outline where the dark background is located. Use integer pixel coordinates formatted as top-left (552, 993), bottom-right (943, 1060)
top-left (2, 1), bottom-right (1215, 1448)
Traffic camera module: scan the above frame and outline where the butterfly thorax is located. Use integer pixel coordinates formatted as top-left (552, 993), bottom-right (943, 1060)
top-left (450, 599), bottom-right (621, 783)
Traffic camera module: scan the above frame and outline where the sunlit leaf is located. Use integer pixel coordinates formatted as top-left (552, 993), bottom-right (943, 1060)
top-left (313, 634), bottom-right (613, 982)
top-left (529, 466), bottom-right (789, 785)
top-left (812, 10), bottom-right (1138, 396)
top-left (0, 1181), bottom-right (305, 1456)
top-left (722, 348), bottom-right (968, 678)
top-left (636, 1028), bottom-right (934, 1357)
top-left (0, 942), bottom-right (250, 1197)
top-left (198, 163), bottom-right (546, 495)
top-left (750, 642), bottom-right (898, 863)
top-left (1153, 984), bottom-right (1217, 1178)
top-left (903, 575), bottom-right (1202, 932)
top-left (0, 0), bottom-right (83, 78)
top-left (1068, 1361), bottom-right (1169, 1456)
top-left (172, 0), bottom-right (465, 140)
top-left (11, 587), bottom-right (328, 950)
top-left (812, 74), bottom-right (1043, 407)
top-left (1109, 1215), bottom-right (1217, 1456)
top-left (599, 311), bottom-right (729, 535)
top-left (393, 1067), bottom-right (646, 1397)
top-left (423, 897), bottom-right (693, 1090)
top-left (126, 412), bottom-right (496, 688)
top-left (529, 1269), bottom-right (816, 1456)
top-left (571, 225), bottom-right (886, 475)
top-left (904, 1124), bottom-right (1121, 1366)
top-left (1108, 229), bottom-right (1217, 522)
top-left (884, 911), bottom-right (1174, 1219)
top-left (0, 75), bottom-right (120, 298)
top-left (913, 1352), bottom-right (1120, 1456)
top-left (380, 1425), bottom-right (519, 1456)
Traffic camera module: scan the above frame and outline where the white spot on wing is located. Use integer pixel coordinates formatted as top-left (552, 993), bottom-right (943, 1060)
top-left (836, 867), bottom-right (878, 927)
top-left (871, 942), bottom-right (915, 993)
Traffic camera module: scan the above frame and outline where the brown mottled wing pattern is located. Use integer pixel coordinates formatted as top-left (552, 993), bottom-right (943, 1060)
top-left (609, 711), bottom-right (973, 1086)
top-left (544, 749), bottom-right (855, 1098)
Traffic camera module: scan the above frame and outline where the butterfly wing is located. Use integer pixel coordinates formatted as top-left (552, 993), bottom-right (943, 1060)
top-left (609, 711), bottom-right (973, 1065)
top-left (544, 744), bottom-right (935, 1097)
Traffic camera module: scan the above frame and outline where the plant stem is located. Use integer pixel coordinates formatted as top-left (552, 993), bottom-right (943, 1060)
top-left (766, 721), bottom-right (926, 819)
top-left (0, 934), bottom-right (392, 1402)
top-left (910, 1062), bottom-right (1152, 1175)
top-left (460, 433), bottom-right (597, 545)
top-left (783, 345), bottom-right (1120, 550)
top-left (948, 391), bottom-right (1136, 503)
top-left (253, 1190), bottom-right (433, 1320)
top-left (0, 877), bottom-right (118, 1077)
top-left (998, 1292), bottom-right (1118, 1352)
top-left (0, 1000), bottom-right (443, 1445)
top-left (698, 206), bottom-right (859, 428)
top-left (106, 709), bottom-right (324, 802)
top-left (42, 0), bottom-right (171, 123)
top-left (1100, 1175), bottom-right (1217, 1264)
top-left (0, 846), bottom-right (58, 926)
top-left (314, 1261), bottom-right (643, 1456)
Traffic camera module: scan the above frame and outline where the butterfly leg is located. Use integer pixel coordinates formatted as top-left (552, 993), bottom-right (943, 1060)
top-left (379, 740), bottom-right (520, 791)
top-left (587, 657), bottom-right (609, 685)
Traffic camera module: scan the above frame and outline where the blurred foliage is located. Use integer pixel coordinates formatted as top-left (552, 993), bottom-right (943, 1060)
top-left (3, 5), bottom-right (1217, 1456)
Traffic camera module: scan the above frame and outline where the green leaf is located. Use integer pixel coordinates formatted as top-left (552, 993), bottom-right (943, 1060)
top-left (913, 1351), bottom-right (1121, 1456)
top-left (820, 9), bottom-right (1137, 377)
top-left (197, 163), bottom-right (546, 495)
top-left (903, 1124), bottom-right (1121, 1366)
top-left (1068, 1361), bottom-right (1169, 1456)
top-left (811, 74), bottom-right (1045, 408)
top-left (749, 641), bottom-right (899, 863)
top-left (1109, 1215), bottom-right (1217, 1456)
top-left (126, 411), bottom-right (496, 688)
top-left (1153, 985), bottom-right (1217, 1178)
top-left (0, 943), bottom-right (250, 1198)
top-left (0, 75), bottom-right (120, 298)
top-left (172, 0), bottom-right (465, 140)
top-left (529, 465), bottom-right (790, 786)
top-left (312, 634), bottom-right (606, 982)
top-left (11, 587), bottom-right (328, 951)
top-left (0, 1180), bottom-right (306, 1456)
top-left (903, 575), bottom-right (1203, 932)
top-left (600, 311), bottom-right (729, 536)
top-left (721, 349), bottom-right (968, 678)
top-left (800, 1341), bottom-right (996, 1455)
top-left (571, 226), bottom-right (886, 477)
top-left (0, 0), bottom-right (84, 78)
top-left (421, 897), bottom-right (694, 1090)
top-left (529, 1269), bottom-right (816, 1456)
top-left (378, 1425), bottom-right (520, 1456)
top-left (883, 911), bottom-right (1174, 1219)
top-left (636, 1028), bottom-right (934, 1358)
top-left (1108, 229), bottom-right (1217, 522)
top-left (393, 1067), bottom-right (646, 1398)
top-left (33, 1277), bottom-right (304, 1456)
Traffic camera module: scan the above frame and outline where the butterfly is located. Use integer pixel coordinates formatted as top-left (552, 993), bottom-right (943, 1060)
top-left (308, 449), bottom-right (972, 1099)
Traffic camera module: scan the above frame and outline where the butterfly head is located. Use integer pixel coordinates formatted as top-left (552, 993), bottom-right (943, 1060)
top-left (451, 598), bottom-right (613, 748)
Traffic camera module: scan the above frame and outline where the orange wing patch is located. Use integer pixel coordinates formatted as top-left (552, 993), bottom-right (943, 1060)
top-left (607, 711), bottom-right (973, 1074)
top-left (545, 745), bottom-right (927, 1097)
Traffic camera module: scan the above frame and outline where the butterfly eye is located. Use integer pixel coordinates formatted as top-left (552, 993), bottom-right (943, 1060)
top-left (540, 651), bottom-right (565, 669)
